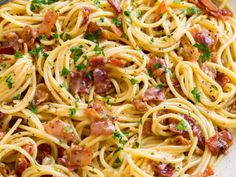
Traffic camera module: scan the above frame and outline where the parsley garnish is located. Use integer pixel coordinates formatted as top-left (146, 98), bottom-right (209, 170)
top-left (136, 10), bottom-right (142, 19)
top-left (30, 0), bottom-right (58, 11)
top-left (64, 125), bottom-right (72, 133)
top-left (5, 75), bottom-right (14, 89)
top-left (176, 120), bottom-right (187, 131)
top-left (99, 17), bottom-right (104, 22)
top-left (131, 78), bottom-right (138, 85)
top-left (93, 0), bottom-right (100, 7)
top-left (70, 46), bottom-right (83, 63)
top-left (148, 69), bottom-right (153, 77)
top-left (29, 101), bottom-right (37, 114)
top-left (193, 43), bottom-right (210, 62)
top-left (154, 63), bottom-right (162, 69)
top-left (84, 32), bottom-right (95, 42)
top-left (39, 34), bottom-right (47, 40)
top-left (94, 43), bottom-right (105, 56)
top-left (76, 63), bottom-right (86, 71)
top-left (135, 142), bottom-right (140, 148)
top-left (61, 67), bottom-right (70, 76)
top-left (86, 71), bottom-right (93, 80)
top-left (65, 33), bottom-right (72, 40)
top-left (29, 45), bottom-right (44, 56)
top-left (173, 0), bottom-right (181, 4)
top-left (191, 87), bottom-right (201, 102)
top-left (14, 51), bottom-right (23, 59)
top-left (113, 18), bottom-right (121, 27)
top-left (124, 10), bottom-right (130, 17)
top-left (69, 108), bottom-right (76, 117)
top-left (52, 33), bottom-right (58, 39)
top-left (185, 7), bottom-right (200, 15)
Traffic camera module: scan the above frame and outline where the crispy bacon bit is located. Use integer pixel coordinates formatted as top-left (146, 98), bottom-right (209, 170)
top-left (86, 22), bottom-right (104, 40)
top-left (181, 36), bottom-right (200, 62)
top-left (15, 145), bottom-right (33, 176)
top-left (37, 144), bottom-right (51, 164)
top-left (90, 119), bottom-right (115, 136)
top-left (0, 130), bottom-right (6, 140)
top-left (142, 88), bottom-right (167, 103)
top-left (108, 0), bottom-right (121, 14)
top-left (33, 84), bottom-right (50, 105)
top-left (216, 72), bottom-right (230, 87)
top-left (201, 165), bottom-right (214, 177)
top-left (109, 58), bottom-right (126, 67)
top-left (147, 56), bottom-right (166, 78)
top-left (133, 98), bottom-right (147, 112)
top-left (188, 0), bottom-right (233, 19)
top-left (0, 32), bottom-right (21, 54)
top-left (0, 112), bottom-right (5, 119)
top-left (176, 135), bottom-right (191, 145)
top-left (201, 64), bottom-right (217, 79)
top-left (93, 68), bottom-right (112, 94)
top-left (60, 145), bottom-right (93, 169)
top-left (38, 11), bottom-right (59, 37)
top-left (206, 130), bottom-right (233, 156)
top-left (193, 124), bottom-right (205, 150)
top-left (44, 119), bottom-right (75, 143)
top-left (0, 46), bottom-right (15, 55)
top-left (81, 7), bottom-right (91, 26)
top-left (153, 163), bottom-right (175, 177)
top-left (86, 101), bottom-right (115, 122)
top-left (193, 31), bottom-right (218, 50)
top-left (21, 26), bottom-right (38, 50)
top-left (69, 71), bottom-right (90, 95)
top-left (89, 56), bottom-right (106, 69)
top-left (229, 101), bottom-right (236, 114)
top-left (156, 0), bottom-right (167, 21)
top-left (143, 119), bottom-right (153, 135)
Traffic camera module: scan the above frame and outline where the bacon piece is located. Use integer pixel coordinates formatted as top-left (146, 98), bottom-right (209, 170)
top-left (108, 0), bottom-right (121, 14)
top-left (156, 0), bottom-right (167, 21)
top-left (86, 101), bottom-right (116, 122)
top-left (15, 145), bottom-right (33, 176)
top-left (141, 88), bottom-right (167, 103)
top-left (90, 120), bottom-right (115, 136)
top-left (38, 11), bottom-right (58, 37)
top-left (0, 46), bottom-right (15, 55)
top-left (143, 119), bottom-right (153, 135)
top-left (193, 124), bottom-right (205, 150)
top-left (147, 56), bottom-right (166, 78)
top-left (201, 165), bottom-right (214, 177)
top-left (201, 64), bottom-right (217, 79)
top-left (181, 36), bottom-right (200, 62)
top-left (193, 31), bottom-right (218, 50)
top-left (0, 130), bottom-right (6, 140)
top-left (0, 32), bottom-right (21, 54)
top-left (229, 101), bottom-right (236, 114)
top-left (216, 72), bottom-right (230, 87)
top-left (60, 145), bottom-right (93, 169)
top-left (89, 56), bottom-right (106, 69)
top-left (86, 22), bottom-right (104, 40)
top-left (33, 84), bottom-right (50, 105)
top-left (176, 135), bottom-right (191, 145)
top-left (153, 163), bottom-right (175, 177)
top-left (36, 144), bottom-right (51, 164)
top-left (93, 68), bottom-right (112, 94)
top-left (0, 112), bottom-right (5, 119)
top-left (21, 26), bottom-right (38, 50)
top-left (44, 119), bottom-right (75, 143)
top-left (206, 130), bottom-right (233, 156)
top-left (81, 7), bottom-right (91, 26)
top-left (133, 98), bottom-right (147, 112)
top-left (69, 71), bottom-right (90, 95)
top-left (109, 58), bottom-right (126, 67)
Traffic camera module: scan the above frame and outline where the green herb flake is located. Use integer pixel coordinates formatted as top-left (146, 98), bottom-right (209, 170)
top-left (154, 63), bottom-right (162, 69)
top-left (193, 43), bottom-right (210, 62)
top-left (191, 87), bottom-right (201, 102)
top-left (185, 7), bottom-right (200, 16)
top-left (52, 33), bottom-right (58, 39)
top-left (64, 125), bottom-right (72, 133)
top-left (94, 43), bottom-right (105, 56)
top-left (136, 10), bottom-right (142, 19)
top-left (39, 34), bottom-right (47, 40)
top-left (76, 63), bottom-right (86, 71)
top-left (29, 45), bottom-right (44, 56)
top-left (14, 51), bottom-right (23, 59)
top-left (86, 71), bottom-right (93, 80)
top-left (148, 69), bottom-right (153, 77)
top-left (113, 18), bottom-right (121, 27)
top-left (84, 32), bottom-right (95, 42)
top-left (135, 142), bottom-right (140, 148)
top-left (99, 17), bottom-right (104, 22)
top-left (29, 101), bottom-right (37, 114)
top-left (124, 10), bottom-right (131, 17)
top-left (69, 108), bottom-right (76, 117)
top-left (61, 67), bottom-right (70, 76)
top-left (5, 75), bottom-right (14, 89)
top-left (176, 120), bottom-right (187, 131)
top-left (131, 78), bottom-right (138, 85)
top-left (93, 0), bottom-right (100, 7)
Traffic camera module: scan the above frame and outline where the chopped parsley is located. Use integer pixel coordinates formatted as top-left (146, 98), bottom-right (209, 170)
top-left (131, 78), bottom-right (138, 85)
top-left (94, 43), bottom-right (105, 56)
top-left (148, 69), bottom-right (153, 77)
top-left (113, 18), bottom-right (121, 27)
top-left (99, 17), bottom-right (105, 22)
top-left (84, 32), bottom-right (95, 42)
top-left (185, 7), bottom-right (200, 16)
top-left (5, 75), bottom-right (14, 89)
top-left (64, 125), bottom-right (72, 133)
top-left (176, 120), bottom-right (187, 131)
top-left (70, 46), bottom-right (83, 63)
top-left (124, 10), bottom-right (131, 17)
top-left (113, 130), bottom-right (122, 140)
top-left (193, 43), bottom-right (210, 62)
top-left (65, 33), bottom-right (72, 40)
top-left (69, 108), bottom-right (76, 117)
top-left (136, 10), bottom-right (142, 19)
top-left (150, 37), bottom-right (154, 44)
top-left (173, 0), bottom-right (181, 4)
top-left (93, 0), bottom-right (100, 7)
top-left (39, 34), bottom-right (47, 40)
top-left (61, 67), bottom-right (70, 76)
top-left (29, 45), bottom-right (44, 56)
top-left (52, 33), bottom-right (59, 39)
top-left (29, 101), bottom-right (37, 114)
top-left (76, 63), bottom-right (86, 71)
top-left (154, 63), bottom-right (162, 69)
top-left (135, 142), bottom-right (140, 148)
top-left (86, 71), bottom-right (93, 80)
top-left (14, 51), bottom-right (23, 59)
top-left (191, 87), bottom-right (201, 102)
top-left (30, 0), bottom-right (59, 11)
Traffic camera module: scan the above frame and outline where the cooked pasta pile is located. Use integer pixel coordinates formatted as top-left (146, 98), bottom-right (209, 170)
top-left (0, 0), bottom-right (236, 176)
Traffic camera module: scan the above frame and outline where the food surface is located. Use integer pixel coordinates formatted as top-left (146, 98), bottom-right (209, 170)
top-left (0, 0), bottom-right (235, 176)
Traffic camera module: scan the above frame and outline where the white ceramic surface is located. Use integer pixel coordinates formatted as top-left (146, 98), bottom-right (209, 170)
top-left (213, 1), bottom-right (236, 176)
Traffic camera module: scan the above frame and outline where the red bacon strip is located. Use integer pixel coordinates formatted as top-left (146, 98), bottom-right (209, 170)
top-left (93, 68), bottom-right (112, 94)
top-left (108, 0), bottom-right (122, 14)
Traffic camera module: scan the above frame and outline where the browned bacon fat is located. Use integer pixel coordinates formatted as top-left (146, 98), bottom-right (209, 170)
top-left (142, 119), bottom-right (153, 135)
top-left (206, 130), bottom-right (233, 156)
top-left (93, 68), bottom-right (112, 94)
top-left (81, 7), bottom-right (91, 26)
top-left (21, 26), bottom-right (38, 50)
top-left (142, 88), bottom-right (167, 103)
top-left (69, 71), bottom-right (90, 95)
top-left (153, 163), bottom-right (175, 177)
top-left (33, 84), bottom-right (50, 105)
top-left (108, 0), bottom-right (122, 14)
top-left (133, 98), bottom-right (148, 112)
top-left (36, 144), bottom-right (52, 164)
top-left (89, 56), bottom-right (106, 69)
top-left (147, 57), bottom-right (166, 78)
top-left (38, 11), bottom-right (58, 37)
top-left (60, 145), bottom-right (93, 170)
top-left (193, 31), bottom-right (218, 50)
top-left (0, 130), bottom-right (6, 140)
top-left (90, 119), bottom-right (115, 136)
top-left (215, 72), bottom-right (230, 87)
top-left (44, 119), bottom-right (75, 143)
top-left (109, 58), bottom-right (126, 67)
